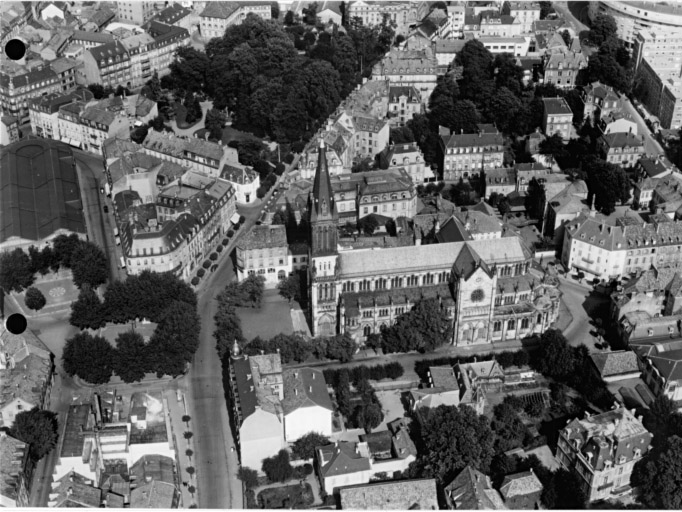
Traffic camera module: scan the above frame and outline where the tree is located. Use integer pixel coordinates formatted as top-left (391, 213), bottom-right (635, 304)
top-left (428, 76), bottom-right (460, 128)
top-left (358, 215), bottom-right (379, 235)
top-left (149, 115), bottom-right (166, 131)
top-left (28, 245), bottom-right (51, 275)
top-left (302, 2), bottom-right (318, 24)
top-left (182, 415), bottom-right (191, 427)
top-left (147, 300), bottom-right (200, 377)
top-left (560, 29), bottom-right (572, 47)
top-left (270, 1), bottom-right (280, 19)
top-left (205, 108), bottom-right (226, 140)
top-left (450, 100), bottom-right (481, 134)
top-left (335, 370), bottom-right (352, 417)
top-left (167, 46), bottom-right (210, 93)
top-left (541, 468), bottom-right (587, 509)
top-left (87, 83), bottom-right (105, 99)
top-left (71, 242), bottom-right (108, 289)
top-left (284, 10), bottom-right (295, 25)
top-left (525, 177), bottom-right (546, 221)
top-left (112, 331), bottom-right (149, 383)
top-left (262, 449), bottom-right (294, 483)
top-left (70, 284), bottom-right (106, 330)
top-left (390, 126), bottom-right (415, 144)
top-left (24, 287), bottom-right (46, 311)
top-left (539, 1), bottom-right (554, 19)
top-left (186, 466), bottom-right (195, 477)
top-left (63, 332), bottom-right (114, 384)
top-left (588, 13), bottom-right (618, 46)
top-left (491, 403), bottom-right (528, 453)
top-left (114, 85), bottom-right (131, 97)
top-left (324, 333), bottom-right (356, 363)
top-left (354, 401), bottom-right (383, 433)
top-left (278, 274), bottom-right (300, 302)
top-left (186, 448), bottom-right (193, 457)
top-left (493, 53), bottom-right (524, 96)
top-left (365, 333), bottom-right (382, 353)
top-left (131, 125), bottom-right (149, 144)
top-left (497, 196), bottom-right (511, 216)
top-left (586, 42), bottom-right (633, 94)
top-left (0, 248), bottom-right (34, 292)
top-left (292, 432), bottom-right (330, 460)
top-left (586, 159), bottom-right (631, 215)
top-left (420, 405), bottom-right (495, 483)
top-left (9, 407), bottom-right (59, 461)
top-left (634, 434), bottom-right (682, 509)
top-left (240, 274), bottom-right (266, 307)
top-left (143, 70), bottom-right (162, 101)
top-left (238, 467), bottom-right (259, 489)
top-left (539, 133), bottom-right (565, 158)
top-left (184, 431), bottom-right (194, 440)
top-left (214, 302), bottom-right (244, 359)
top-left (536, 329), bottom-right (575, 379)
top-left (382, 298), bottom-right (452, 353)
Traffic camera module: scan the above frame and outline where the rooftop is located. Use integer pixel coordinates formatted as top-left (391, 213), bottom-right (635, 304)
top-left (281, 368), bottom-right (334, 415)
top-left (237, 224), bottom-right (287, 251)
top-left (445, 466), bottom-right (506, 510)
top-left (0, 433), bottom-right (28, 503)
top-left (590, 351), bottom-right (640, 378)
top-left (339, 479), bottom-right (438, 510)
top-left (543, 97), bottom-right (573, 116)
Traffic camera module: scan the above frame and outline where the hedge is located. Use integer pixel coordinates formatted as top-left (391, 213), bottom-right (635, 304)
top-left (323, 362), bottom-right (404, 387)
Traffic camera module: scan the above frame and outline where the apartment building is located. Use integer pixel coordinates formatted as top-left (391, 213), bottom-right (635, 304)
top-left (0, 115), bottom-right (19, 145)
top-left (0, 433), bottom-right (32, 507)
top-left (120, 171), bottom-right (236, 279)
top-left (57, 99), bottom-right (131, 154)
top-left (379, 142), bottom-right (431, 184)
top-left (387, 85), bottom-right (422, 127)
top-left (556, 407), bottom-right (652, 502)
top-left (145, 21), bottom-right (191, 79)
top-left (116, 1), bottom-right (155, 25)
top-left (441, 129), bottom-right (505, 181)
top-left (347, 1), bottom-right (422, 35)
top-left (543, 97), bottom-right (574, 140)
top-left (235, 225), bottom-right (291, 286)
top-left (479, 12), bottom-right (523, 38)
top-left (371, 48), bottom-right (439, 100)
top-left (478, 36), bottom-right (531, 57)
top-left (508, 1), bottom-right (540, 33)
top-left (581, 81), bottom-right (623, 122)
top-left (632, 339), bottom-right (682, 402)
top-left (29, 89), bottom-right (93, 139)
top-left (597, 132), bottom-right (645, 168)
top-left (70, 30), bottom-right (115, 50)
top-left (149, 2), bottom-right (193, 31)
top-left (353, 114), bottom-right (390, 158)
top-left (199, 2), bottom-right (271, 40)
top-left (543, 49), bottom-right (587, 88)
top-left (0, 2), bottom-right (33, 47)
top-left (142, 130), bottom-right (238, 177)
top-left (0, 65), bottom-right (63, 123)
top-left (562, 213), bottom-right (682, 280)
top-left (82, 41), bottom-right (132, 88)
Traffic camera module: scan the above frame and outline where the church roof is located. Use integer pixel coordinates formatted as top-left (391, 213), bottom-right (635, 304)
top-left (310, 140), bottom-right (337, 224)
top-left (452, 244), bottom-right (491, 280)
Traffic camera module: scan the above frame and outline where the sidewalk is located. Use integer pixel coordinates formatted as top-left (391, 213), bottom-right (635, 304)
top-left (163, 386), bottom-right (198, 508)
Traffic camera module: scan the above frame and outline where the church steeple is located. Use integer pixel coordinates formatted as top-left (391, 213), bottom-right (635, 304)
top-left (309, 139), bottom-right (338, 256)
top-left (310, 139), bottom-right (337, 223)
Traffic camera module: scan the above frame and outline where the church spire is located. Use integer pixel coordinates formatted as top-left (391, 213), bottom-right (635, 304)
top-left (311, 139), bottom-right (337, 223)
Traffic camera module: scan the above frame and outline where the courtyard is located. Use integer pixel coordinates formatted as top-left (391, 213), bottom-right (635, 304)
top-left (13, 271), bottom-right (79, 317)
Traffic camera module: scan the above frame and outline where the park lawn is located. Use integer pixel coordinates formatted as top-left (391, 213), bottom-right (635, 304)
top-left (258, 483), bottom-right (314, 509)
top-left (236, 290), bottom-right (294, 340)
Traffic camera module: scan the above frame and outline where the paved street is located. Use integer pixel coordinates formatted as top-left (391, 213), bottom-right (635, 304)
top-left (554, 1), bottom-right (589, 34)
top-left (621, 98), bottom-right (665, 157)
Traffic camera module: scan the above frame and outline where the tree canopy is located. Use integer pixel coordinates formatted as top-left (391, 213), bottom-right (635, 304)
top-left (10, 407), bottom-right (59, 461)
top-left (585, 158), bottom-right (631, 215)
top-left (292, 432), bottom-right (330, 460)
top-left (63, 332), bottom-right (114, 384)
top-left (24, 287), bottom-right (46, 311)
top-left (381, 298), bottom-right (452, 353)
top-left (112, 331), bottom-right (149, 383)
top-left (262, 449), bottom-right (294, 483)
top-left (0, 248), bottom-right (34, 292)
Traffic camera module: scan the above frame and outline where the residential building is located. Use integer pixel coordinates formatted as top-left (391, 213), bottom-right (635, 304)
top-left (48, 472), bottom-right (102, 508)
top-left (636, 155), bottom-right (678, 180)
top-left (331, 168), bottom-right (417, 224)
top-left (556, 407), bottom-right (652, 502)
top-left (235, 224), bottom-right (291, 287)
top-left (57, 101), bottom-right (131, 155)
top-left (0, 65), bottom-right (62, 122)
top-left (434, 39), bottom-right (466, 67)
top-left (0, 139), bottom-right (86, 252)
top-left (597, 132), bottom-right (645, 168)
top-left (444, 465), bottom-right (506, 510)
top-left (516, 162), bottom-right (552, 192)
top-left (598, 111), bottom-right (638, 136)
top-left (346, 1), bottom-right (422, 35)
top-left (631, 339), bottom-right (682, 402)
top-left (199, 2), bottom-right (271, 40)
top-left (316, 2), bottom-right (343, 25)
top-left (149, 2), bottom-right (193, 31)
top-left (306, 141), bottom-right (559, 343)
top-left (81, 41), bottom-right (132, 89)
top-left (581, 81), bottom-right (623, 122)
top-left (116, 1), bottom-right (156, 25)
top-left (282, 368), bottom-right (334, 443)
top-left (379, 142), bottom-right (432, 184)
top-left (0, 115), bottom-right (19, 145)
top-left (144, 21), bottom-right (191, 80)
top-left (353, 114), bottom-right (390, 158)
top-left (371, 48), bottom-right (438, 100)
top-left (500, 470), bottom-right (543, 509)
top-left (0, 2), bottom-right (33, 47)
top-left (409, 363), bottom-right (486, 416)
top-left (121, 171), bottom-right (236, 280)
top-left (0, 328), bottom-right (54, 428)
top-left (387, 85), bottom-right (422, 127)
top-left (561, 213), bottom-right (682, 280)
top-left (543, 97), bottom-right (573, 140)
top-left (590, 350), bottom-right (640, 382)
top-left (221, 162), bottom-right (260, 204)
top-left (483, 167), bottom-right (517, 198)
top-left (543, 180), bottom-right (590, 243)
top-left (0, 433), bottom-right (32, 507)
top-left (610, 264), bottom-right (679, 321)
top-left (446, 3), bottom-right (466, 37)
top-left (339, 479), bottom-right (438, 510)
top-left (650, 174), bottom-right (682, 216)
top-left (316, 441), bottom-right (372, 495)
top-left (633, 177), bottom-right (657, 211)
top-left (508, 2), bottom-right (541, 33)
top-left (70, 30), bottom-right (115, 50)
top-left (54, 391), bottom-right (176, 483)
top-left (441, 129), bottom-right (505, 181)
top-left (589, 1), bottom-right (682, 49)
top-left (436, 210), bottom-right (504, 243)
top-left (478, 36), bottom-right (531, 57)
top-left (142, 130), bottom-right (238, 177)
top-left (479, 12), bottom-right (523, 38)
top-left (543, 49), bottom-right (587, 88)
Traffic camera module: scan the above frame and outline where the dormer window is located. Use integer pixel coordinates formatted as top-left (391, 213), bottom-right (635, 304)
top-left (648, 328), bottom-right (654, 336)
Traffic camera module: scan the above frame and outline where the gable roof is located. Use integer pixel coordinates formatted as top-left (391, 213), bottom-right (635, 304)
top-left (591, 351), bottom-right (640, 378)
top-left (281, 368), bottom-right (334, 415)
top-left (500, 471), bottom-right (543, 499)
top-left (445, 466), bottom-right (506, 510)
top-left (452, 243), bottom-right (491, 280)
top-left (130, 480), bottom-right (176, 508)
top-left (339, 479), bottom-right (438, 510)
top-left (317, 442), bottom-right (371, 478)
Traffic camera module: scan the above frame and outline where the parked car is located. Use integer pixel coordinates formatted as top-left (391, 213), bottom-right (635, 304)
top-left (103, 205), bottom-right (109, 213)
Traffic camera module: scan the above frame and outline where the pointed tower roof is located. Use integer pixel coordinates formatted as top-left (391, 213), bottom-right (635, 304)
top-left (452, 244), bottom-right (492, 281)
top-left (310, 139), bottom-right (337, 223)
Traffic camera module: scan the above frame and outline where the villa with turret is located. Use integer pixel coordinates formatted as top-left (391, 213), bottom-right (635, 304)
top-left (306, 141), bottom-right (562, 346)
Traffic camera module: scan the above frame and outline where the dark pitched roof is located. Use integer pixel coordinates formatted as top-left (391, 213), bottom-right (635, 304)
top-left (200, 1), bottom-right (241, 19)
top-left (590, 350), bottom-right (640, 378)
top-left (88, 40), bottom-right (129, 65)
top-left (500, 470), bottom-right (543, 500)
top-left (72, 29), bottom-right (114, 43)
top-left (600, 132), bottom-right (644, 149)
top-left (445, 466), bottom-right (506, 510)
top-left (543, 97), bottom-right (572, 116)
top-left (310, 140), bottom-right (337, 223)
top-left (0, 139), bottom-right (85, 244)
top-left (282, 368), bottom-right (333, 415)
top-left (317, 442), bottom-right (371, 478)
top-left (231, 357), bottom-right (257, 420)
top-left (444, 131), bottom-right (504, 149)
top-left (452, 243), bottom-right (491, 280)
top-left (339, 479), bottom-right (438, 510)
top-left (151, 3), bottom-right (191, 25)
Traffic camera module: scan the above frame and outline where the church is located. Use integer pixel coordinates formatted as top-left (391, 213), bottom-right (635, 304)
top-left (307, 141), bottom-right (561, 346)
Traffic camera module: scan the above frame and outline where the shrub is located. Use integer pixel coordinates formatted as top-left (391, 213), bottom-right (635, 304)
top-left (227, 230), bottom-right (234, 238)
top-left (191, 277), bottom-right (200, 286)
top-left (24, 286), bottom-right (47, 311)
top-left (239, 216), bottom-right (246, 224)
top-left (222, 238), bottom-right (229, 246)
top-left (209, 253), bottom-right (218, 261)
top-left (197, 269), bottom-right (206, 277)
top-left (303, 463), bottom-right (313, 475)
top-left (203, 261), bottom-right (211, 269)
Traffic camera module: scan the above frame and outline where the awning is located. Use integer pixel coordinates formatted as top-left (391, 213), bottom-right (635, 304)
top-left (230, 213), bottom-right (240, 224)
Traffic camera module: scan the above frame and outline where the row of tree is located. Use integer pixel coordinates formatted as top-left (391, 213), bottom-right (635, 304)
top-left (244, 332), bottom-right (357, 364)
top-left (322, 361), bottom-right (404, 386)
top-left (0, 234), bottom-right (108, 294)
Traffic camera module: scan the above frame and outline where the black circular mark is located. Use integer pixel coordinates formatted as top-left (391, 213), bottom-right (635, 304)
top-left (5, 313), bottom-right (28, 335)
top-left (5, 39), bottom-right (26, 61)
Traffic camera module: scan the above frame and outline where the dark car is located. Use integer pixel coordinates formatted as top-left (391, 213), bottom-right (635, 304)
top-left (103, 205), bottom-right (109, 213)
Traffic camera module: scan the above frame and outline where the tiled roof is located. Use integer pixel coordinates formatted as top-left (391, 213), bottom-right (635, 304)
top-left (435, 39), bottom-right (467, 53)
top-left (543, 97), bottom-right (573, 116)
top-left (237, 224), bottom-right (287, 251)
top-left (317, 442), bottom-right (371, 478)
top-left (445, 466), bottom-right (506, 510)
top-left (88, 40), bottom-right (129, 65)
top-left (50, 472), bottom-right (101, 507)
top-left (281, 368), bottom-right (334, 415)
top-left (632, 339), bottom-right (682, 382)
top-left (72, 29), bottom-right (114, 43)
top-left (545, 50), bottom-right (586, 70)
top-left (444, 131), bottom-right (505, 149)
top-left (500, 470), bottom-right (543, 498)
top-left (0, 433), bottom-right (28, 503)
top-left (374, 48), bottom-right (438, 76)
top-left (152, 2), bottom-right (191, 25)
top-left (129, 455), bottom-right (175, 485)
top-left (342, 284), bottom-right (453, 316)
top-left (60, 404), bottom-right (90, 457)
top-left (600, 132), bottom-right (644, 149)
top-left (143, 130), bottom-right (225, 162)
top-left (130, 480), bottom-right (176, 508)
top-left (339, 479), bottom-right (438, 510)
top-left (0, 65), bottom-right (58, 89)
top-left (0, 139), bottom-right (85, 244)
top-left (199, 1), bottom-right (241, 19)
top-left (429, 365), bottom-right (459, 389)
top-left (590, 350), bottom-right (640, 378)
top-left (80, 106), bottom-right (117, 126)
top-left (221, 162), bottom-right (258, 185)
top-left (639, 156), bottom-right (674, 178)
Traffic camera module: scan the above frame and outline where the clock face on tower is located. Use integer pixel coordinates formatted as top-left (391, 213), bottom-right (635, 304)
top-left (470, 289), bottom-right (485, 303)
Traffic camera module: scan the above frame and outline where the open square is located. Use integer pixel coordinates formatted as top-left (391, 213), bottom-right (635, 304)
top-left (15, 274), bottom-right (79, 316)
top-left (236, 290), bottom-right (294, 340)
